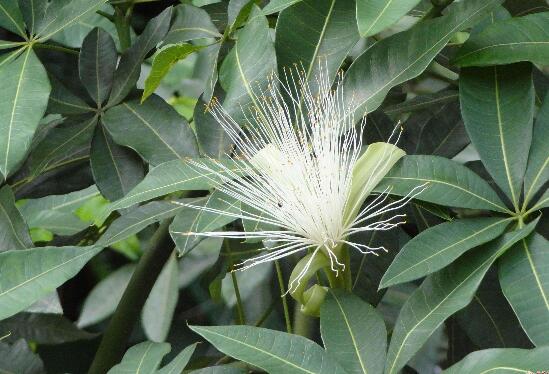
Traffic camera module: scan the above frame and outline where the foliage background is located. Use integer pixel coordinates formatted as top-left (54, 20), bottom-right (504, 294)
top-left (0, 0), bottom-right (548, 373)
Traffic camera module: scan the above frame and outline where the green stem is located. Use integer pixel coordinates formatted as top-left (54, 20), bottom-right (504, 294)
top-left (88, 220), bottom-right (174, 374)
top-left (224, 240), bottom-right (246, 325)
top-left (293, 306), bottom-right (314, 338)
top-left (114, 6), bottom-right (132, 52)
top-left (275, 260), bottom-right (292, 334)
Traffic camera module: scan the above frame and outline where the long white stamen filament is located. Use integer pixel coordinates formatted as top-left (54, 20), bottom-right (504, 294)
top-left (176, 66), bottom-right (424, 290)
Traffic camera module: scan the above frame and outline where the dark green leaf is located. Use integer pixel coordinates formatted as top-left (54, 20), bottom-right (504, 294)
top-left (0, 0), bottom-right (26, 37)
top-left (142, 253), bottom-right (179, 342)
top-left (164, 4), bottom-right (221, 44)
top-left (194, 97), bottom-right (232, 158)
top-left (142, 43), bottom-right (204, 102)
top-left (524, 92), bottom-right (549, 207)
top-left (189, 367), bottom-right (246, 374)
top-left (79, 27), bottom-right (117, 105)
top-left (98, 200), bottom-right (186, 248)
top-left (375, 155), bottom-right (511, 213)
top-left (442, 347), bottom-right (549, 373)
top-left (453, 12), bottom-right (549, 67)
top-left (262, 0), bottom-right (303, 14)
top-left (0, 48), bottom-right (50, 179)
top-left (108, 341), bottom-right (171, 374)
top-left (103, 95), bottom-right (199, 166)
top-left (0, 339), bottom-right (44, 374)
top-left (34, 0), bottom-right (107, 42)
top-left (320, 290), bottom-right (387, 374)
top-left (107, 7), bottom-right (172, 107)
top-left (356, 0), bottom-right (421, 37)
top-left (499, 232), bottom-right (549, 346)
top-left (380, 217), bottom-right (511, 288)
top-left (47, 75), bottom-right (94, 115)
top-left (456, 268), bottom-right (531, 348)
top-left (90, 123), bottom-right (144, 201)
top-left (343, 0), bottom-right (503, 117)
top-left (190, 325), bottom-right (348, 374)
top-left (383, 90), bottom-right (459, 116)
top-left (102, 158), bottom-right (245, 216)
top-left (169, 190), bottom-right (240, 255)
top-left (0, 313), bottom-right (97, 345)
top-left (384, 221), bottom-right (537, 374)
top-left (275, 0), bottom-right (359, 89)
top-left (460, 63), bottom-right (534, 210)
top-left (0, 246), bottom-right (102, 321)
top-left (219, 7), bottom-right (275, 122)
top-left (0, 186), bottom-right (32, 250)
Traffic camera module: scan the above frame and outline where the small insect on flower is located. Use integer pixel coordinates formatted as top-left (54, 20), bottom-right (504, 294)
top-left (173, 68), bottom-right (426, 292)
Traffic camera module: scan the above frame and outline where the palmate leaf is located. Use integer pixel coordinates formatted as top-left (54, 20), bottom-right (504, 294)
top-left (262, 0), bottom-right (304, 14)
top-left (164, 4), bottom-right (221, 44)
top-left (0, 0), bottom-right (26, 37)
top-left (442, 347), bottom-right (549, 374)
top-left (356, 0), bottom-right (421, 37)
top-left (499, 232), bottom-right (549, 346)
top-left (320, 291), bottom-right (387, 374)
top-left (380, 217), bottom-right (511, 288)
top-left (0, 245), bottom-right (102, 321)
top-left (0, 47), bottom-right (50, 179)
top-left (343, 0), bottom-right (503, 118)
top-left (0, 185), bottom-right (33, 251)
top-left (190, 325), bottom-right (348, 374)
top-left (103, 95), bottom-right (199, 166)
top-left (384, 220), bottom-right (537, 374)
top-left (460, 63), bottom-right (534, 210)
top-left (275, 0), bottom-right (359, 90)
top-left (375, 155), bottom-right (510, 213)
top-left (453, 12), bottom-right (549, 67)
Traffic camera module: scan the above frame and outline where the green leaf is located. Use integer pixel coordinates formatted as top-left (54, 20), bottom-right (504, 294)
top-left (142, 253), bottom-right (179, 342)
top-left (343, 0), bottom-right (503, 117)
top-left (380, 217), bottom-right (511, 288)
top-left (0, 0), bottom-right (26, 37)
top-left (0, 245), bottom-right (102, 321)
top-left (383, 90), bottom-right (458, 116)
top-left (0, 339), bottom-right (44, 374)
top-left (189, 366), bottom-right (246, 374)
top-left (34, 0), bottom-right (107, 41)
top-left (455, 268), bottom-right (531, 348)
top-left (320, 290), bottom-right (387, 374)
top-left (157, 343), bottom-right (197, 374)
top-left (499, 232), bottom-right (549, 346)
top-left (103, 96), bottom-right (199, 166)
top-left (0, 48), bottom-right (50, 179)
top-left (219, 7), bottom-right (276, 122)
top-left (90, 123), bottom-right (144, 201)
top-left (194, 98), bottom-right (232, 158)
top-left (523, 92), bottom-right (549, 207)
top-left (356, 0), bottom-right (421, 37)
top-left (164, 4), bottom-right (221, 44)
top-left (142, 43), bottom-right (204, 103)
top-left (460, 63), bottom-right (534, 210)
top-left (0, 312), bottom-right (96, 345)
top-left (47, 75), bottom-right (94, 115)
top-left (275, 0), bottom-right (359, 90)
top-left (79, 27), bottom-right (117, 105)
top-left (99, 201), bottom-right (184, 249)
top-left (190, 325), bottom-right (348, 374)
top-left (384, 221), bottom-right (537, 374)
top-left (108, 341), bottom-right (171, 374)
top-left (77, 263), bottom-right (135, 327)
top-left (453, 12), bottom-right (549, 67)
top-left (27, 115), bottom-right (97, 178)
top-left (375, 155), bottom-right (510, 213)
top-left (262, 0), bottom-right (303, 14)
top-left (169, 191), bottom-right (240, 255)
top-left (0, 186), bottom-right (32, 250)
top-left (107, 7), bottom-right (172, 107)
top-left (442, 347), bottom-right (549, 374)
top-left (102, 158), bottom-right (245, 216)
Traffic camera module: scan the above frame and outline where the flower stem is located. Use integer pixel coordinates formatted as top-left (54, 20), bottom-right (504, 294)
top-left (293, 306), bottom-right (313, 338)
top-left (224, 240), bottom-right (246, 325)
top-left (88, 220), bottom-right (174, 374)
top-left (275, 260), bottom-right (292, 333)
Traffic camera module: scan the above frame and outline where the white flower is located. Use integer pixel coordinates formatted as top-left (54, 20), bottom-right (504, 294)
top-left (175, 69), bottom-right (425, 292)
